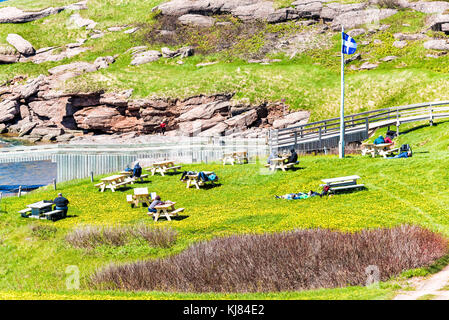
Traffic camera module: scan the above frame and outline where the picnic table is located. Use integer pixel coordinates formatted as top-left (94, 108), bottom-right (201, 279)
top-left (119, 171), bottom-right (149, 182)
top-left (361, 143), bottom-right (397, 158)
top-left (152, 201), bottom-right (185, 222)
top-left (126, 188), bottom-right (153, 207)
top-left (222, 151), bottom-right (248, 165)
top-left (264, 157), bottom-right (296, 171)
top-left (95, 174), bottom-right (131, 192)
top-left (185, 171), bottom-right (213, 189)
top-left (321, 175), bottom-right (364, 193)
top-left (146, 160), bottom-right (181, 176)
top-left (19, 200), bottom-right (64, 221)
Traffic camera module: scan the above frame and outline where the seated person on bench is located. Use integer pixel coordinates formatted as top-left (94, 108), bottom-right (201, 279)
top-left (388, 144), bottom-right (412, 159)
top-left (148, 195), bottom-right (163, 214)
top-left (388, 150), bottom-right (412, 159)
top-left (53, 193), bottom-right (69, 217)
top-left (267, 151), bottom-right (277, 164)
top-left (285, 149), bottom-right (298, 164)
top-left (132, 161), bottom-right (142, 178)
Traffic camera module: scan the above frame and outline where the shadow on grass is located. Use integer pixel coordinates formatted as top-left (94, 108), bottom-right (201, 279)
top-left (201, 183), bottom-right (222, 190)
top-left (153, 215), bottom-right (189, 222)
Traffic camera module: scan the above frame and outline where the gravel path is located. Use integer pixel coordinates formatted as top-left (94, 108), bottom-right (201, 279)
top-left (394, 265), bottom-right (449, 300)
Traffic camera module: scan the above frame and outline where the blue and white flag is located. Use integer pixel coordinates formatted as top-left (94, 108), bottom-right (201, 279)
top-left (342, 32), bottom-right (357, 55)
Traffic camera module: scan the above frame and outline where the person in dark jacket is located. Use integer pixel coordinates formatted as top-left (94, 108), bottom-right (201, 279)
top-left (286, 149), bottom-right (298, 164)
top-left (53, 193), bottom-right (69, 217)
top-left (132, 161), bottom-right (142, 178)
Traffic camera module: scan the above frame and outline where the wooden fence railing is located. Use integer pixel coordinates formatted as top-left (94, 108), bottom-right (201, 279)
top-left (270, 100), bottom-right (449, 152)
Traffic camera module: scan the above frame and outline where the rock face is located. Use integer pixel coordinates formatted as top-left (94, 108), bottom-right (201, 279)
top-left (154, 0), bottom-right (398, 29)
top-left (408, 1), bottom-right (449, 14)
top-left (130, 50), bottom-right (162, 65)
top-left (427, 14), bottom-right (449, 33)
top-left (0, 1), bottom-right (87, 23)
top-left (178, 14), bottom-right (216, 27)
top-left (68, 13), bottom-right (97, 29)
top-left (6, 34), bottom-right (35, 56)
top-left (330, 9), bottom-right (397, 30)
top-left (424, 39), bottom-right (449, 50)
top-left (0, 73), bottom-right (310, 142)
top-left (130, 47), bottom-right (193, 65)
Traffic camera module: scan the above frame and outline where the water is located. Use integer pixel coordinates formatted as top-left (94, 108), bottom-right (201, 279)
top-left (0, 138), bottom-right (56, 196)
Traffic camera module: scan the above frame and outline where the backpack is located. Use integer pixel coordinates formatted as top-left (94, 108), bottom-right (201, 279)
top-left (400, 144), bottom-right (412, 156)
top-left (374, 136), bottom-right (385, 145)
top-left (207, 173), bottom-right (217, 182)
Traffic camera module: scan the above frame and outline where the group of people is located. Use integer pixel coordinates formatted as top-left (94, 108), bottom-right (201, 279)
top-left (125, 161), bottom-right (142, 178)
top-left (373, 131), bottom-right (413, 159)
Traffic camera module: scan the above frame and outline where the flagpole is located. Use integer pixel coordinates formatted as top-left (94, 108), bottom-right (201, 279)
top-left (339, 25), bottom-right (345, 159)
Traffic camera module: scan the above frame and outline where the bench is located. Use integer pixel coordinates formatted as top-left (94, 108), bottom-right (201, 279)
top-left (94, 182), bottom-right (104, 188)
top-left (166, 166), bottom-right (181, 171)
top-left (115, 181), bottom-right (130, 187)
top-left (131, 173), bottom-right (149, 183)
top-left (153, 207), bottom-right (185, 221)
top-left (380, 147), bottom-right (399, 158)
top-left (42, 209), bottom-right (64, 221)
top-left (126, 194), bottom-right (134, 207)
top-left (328, 184), bottom-right (365, 192)
top-left (170, 208), bottom-right (185, 215)
top-left (321, 175), bottom-right (364, 194)
top-left (19, 208), bottom-right (32, 218)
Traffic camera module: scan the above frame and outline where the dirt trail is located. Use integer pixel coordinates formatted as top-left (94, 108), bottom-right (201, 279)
top-left (394, 265), bottom-right (449, 300)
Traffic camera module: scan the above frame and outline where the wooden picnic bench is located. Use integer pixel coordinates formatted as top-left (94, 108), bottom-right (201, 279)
top-left (146, 160), bottom-right (181, 176)
top-left (119, 171), bottom-right (150, 183)
top-left (126, 188), bottom-right (156, 207)
top-left (19, 201), bottom-right (64, 221)
top-left (320, 175), bottom-right (364, 193)
top-left (152, 201), bottom-right (185, 221)
top-left (96, 174), bottom-right (132, 192)
top-left (264, 157), bottom-right (297, 172)
top-left (222, 151), bottom-right (248, 165)
top-left (361, 143), bottom-right (396, 158)
top-left (185, 171), bottom-right (214, 189)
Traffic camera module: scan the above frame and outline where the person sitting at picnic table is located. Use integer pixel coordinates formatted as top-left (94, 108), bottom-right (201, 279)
top-left (132, 161), bottom-right (142, 178)
top-left (148, 195), bottom-right (163, 214)
top-left (384, 136), bottom-right (393, 144)
top-left (267, 151), bottom-right (277, 164)
top-left (388, 150), bottom-right (412, 159)
top-left (53, 193), bottom-right (69, 217)
top-left (285, 149), bottom-right (298, 164)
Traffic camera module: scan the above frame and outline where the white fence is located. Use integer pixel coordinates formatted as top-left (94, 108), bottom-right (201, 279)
top-left (0, 136), bottom-right (269, 182)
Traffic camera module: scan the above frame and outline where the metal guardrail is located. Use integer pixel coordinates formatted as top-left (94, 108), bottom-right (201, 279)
top-left (271, 100), bottom-right (449, 151)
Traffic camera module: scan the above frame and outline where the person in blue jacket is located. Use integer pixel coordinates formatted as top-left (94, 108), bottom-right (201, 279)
top-left (132, 161), bottom-right (142, 178)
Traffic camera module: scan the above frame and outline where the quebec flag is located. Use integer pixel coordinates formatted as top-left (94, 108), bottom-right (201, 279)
top-left (342, 32), bottom-right (357, 55)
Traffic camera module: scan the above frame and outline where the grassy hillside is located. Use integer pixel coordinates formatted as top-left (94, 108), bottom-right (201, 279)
top-left (0, 120), bottom-right (448, 299)
top-left (1, 0), bottom-right (449, 121)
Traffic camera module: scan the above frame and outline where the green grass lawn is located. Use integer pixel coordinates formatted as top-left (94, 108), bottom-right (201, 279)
top-left (0, 120), bottom-right (448, 299)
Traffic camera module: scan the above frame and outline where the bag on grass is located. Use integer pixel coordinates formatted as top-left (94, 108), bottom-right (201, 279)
top-left (374, 136), bottom-right (385, 145)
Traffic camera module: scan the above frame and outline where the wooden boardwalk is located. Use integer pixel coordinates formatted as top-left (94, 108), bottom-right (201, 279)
top-left (271, 101), bottom-right (449, 152)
